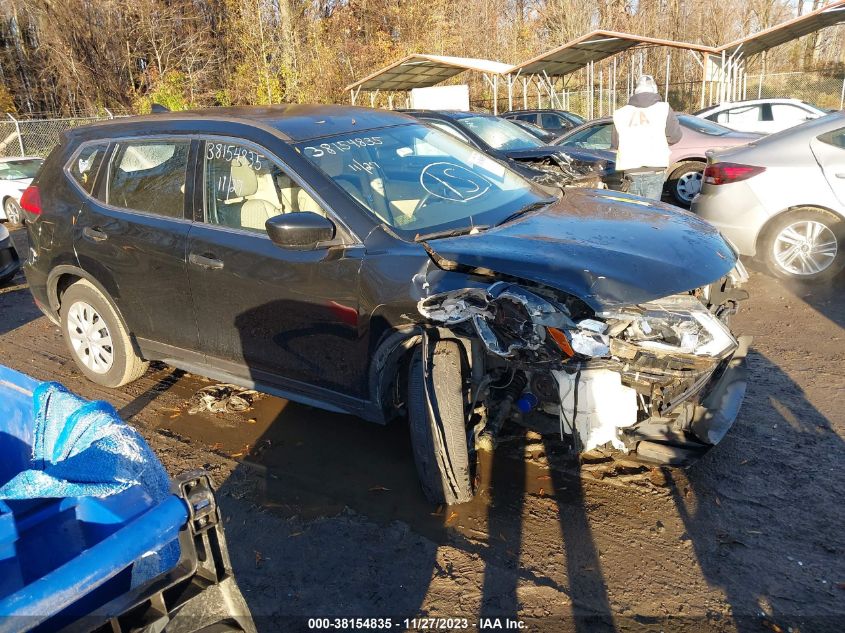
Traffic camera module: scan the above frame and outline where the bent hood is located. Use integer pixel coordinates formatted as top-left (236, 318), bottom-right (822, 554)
top-left (423, 188), bottom-right (736, 311)
top-left (504, 146), bottom-right (615, 169)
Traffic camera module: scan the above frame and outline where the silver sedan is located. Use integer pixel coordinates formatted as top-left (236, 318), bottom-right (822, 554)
top-left (692, 112), bottom-right (845, 282)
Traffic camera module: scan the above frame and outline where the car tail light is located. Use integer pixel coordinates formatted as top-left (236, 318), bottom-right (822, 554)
top-left (19, 185), bottom-right (41, 216)
top-left (703, 163), bottom-right (765, 185)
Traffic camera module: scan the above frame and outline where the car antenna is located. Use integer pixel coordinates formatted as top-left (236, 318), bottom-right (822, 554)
top-left (150, 103), bottom-right (171, 114)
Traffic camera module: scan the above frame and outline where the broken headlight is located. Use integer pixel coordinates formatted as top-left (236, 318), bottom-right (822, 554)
top-left (587, 294), bottom-right (736, 358)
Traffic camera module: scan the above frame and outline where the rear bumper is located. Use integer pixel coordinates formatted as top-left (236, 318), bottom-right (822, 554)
top-left (626, 335), bottom-right (751, 465)
top-left (691, 183), bottom-right (769, 256)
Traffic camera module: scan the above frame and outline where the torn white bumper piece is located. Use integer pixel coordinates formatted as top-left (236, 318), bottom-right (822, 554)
top-left (552, 369), bottom-right (638, 452)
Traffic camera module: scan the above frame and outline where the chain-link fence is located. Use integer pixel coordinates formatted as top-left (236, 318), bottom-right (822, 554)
top-left (0, 114), bottom-right (125, 158)
top-left (471, 70), bottom-right (845, 119)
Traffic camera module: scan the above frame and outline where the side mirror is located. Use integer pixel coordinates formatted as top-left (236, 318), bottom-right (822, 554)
top-left (265, 212), bottom-right (336, 249)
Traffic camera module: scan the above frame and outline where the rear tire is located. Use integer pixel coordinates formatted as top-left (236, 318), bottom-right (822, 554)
top-left (60, 279), bottom-right (149, 387)
top-left (761, 207), bottom-right (845, 282)
top-left (667, 161), bottom-right (706, 207)
top-left (407, 339), bottom-right (473, 505)
top-left (3, 198), bottom-right (23, 227)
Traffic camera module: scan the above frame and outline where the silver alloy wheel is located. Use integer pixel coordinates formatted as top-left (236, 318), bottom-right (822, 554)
top-left (675, 170), bottom-right (702, 203)
top-left (773, 220), bottom-right (838, 276)
top-left (66, 300), bottom-right (114, 374)
top-left (4, 198), bottom-right (21, 225)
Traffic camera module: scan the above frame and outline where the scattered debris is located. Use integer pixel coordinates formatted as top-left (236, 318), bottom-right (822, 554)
top-left (187, 383), bottom-right (262, 414)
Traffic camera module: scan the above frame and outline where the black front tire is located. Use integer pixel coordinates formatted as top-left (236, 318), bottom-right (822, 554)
top-left (407, 339), bottom-right (473, 505)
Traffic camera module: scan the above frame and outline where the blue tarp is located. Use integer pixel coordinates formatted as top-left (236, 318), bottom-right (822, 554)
top-left (0, 382), bottom-right (169, 503)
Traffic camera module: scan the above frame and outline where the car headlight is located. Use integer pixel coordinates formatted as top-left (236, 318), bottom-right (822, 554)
top-left (570, 294), bottom-right (737, 358)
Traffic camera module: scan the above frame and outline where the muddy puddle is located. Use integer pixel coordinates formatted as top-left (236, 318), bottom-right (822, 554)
top-left (146, 365), bottom-right (649, 545)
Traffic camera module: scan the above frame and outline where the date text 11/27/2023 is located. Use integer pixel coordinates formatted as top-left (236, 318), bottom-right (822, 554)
top-left (307, 618), bottom-right (527, 630)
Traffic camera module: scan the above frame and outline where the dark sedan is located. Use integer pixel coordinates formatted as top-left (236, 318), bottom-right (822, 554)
top-left (502, 108), bottom-right (585, 134)
top-left (24, 105), bottom-right (749, 505)
top-left (402, 110), bottom-right (624, 190)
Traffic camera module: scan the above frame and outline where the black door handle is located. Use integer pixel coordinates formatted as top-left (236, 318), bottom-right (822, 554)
top-left (82, 227), bottom-right (108, 242)
top-left (189, 253), bottom-right (224, 270)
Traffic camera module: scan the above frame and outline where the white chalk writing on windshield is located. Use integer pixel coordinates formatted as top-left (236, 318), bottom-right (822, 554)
top-left (419, 162), bottom-right (491, 203)
top-left (303, 136), bottom-right (383, 158)
top-left (350, 159), bottom-right (379, 174)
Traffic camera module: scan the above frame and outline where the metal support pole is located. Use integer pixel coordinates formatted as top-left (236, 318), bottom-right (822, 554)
top-left (700, 53), bottom-right (709, 109)
top-left (493, 75), bottom-right (498, 115)
top-left (664, 51), bottom-right (671, 102)
top-left (721, 50), bottom-right (726, 103)
top-left (840, 72), bottom-right (845, 110)
top-left (612, 57), bottom-right (617, 111)
top-left (7, 114), bottom-right (24, 156)
top-left (599, 69), bottom-right (603, 117)
top-left (522, 77), bottom-right (529, 109)
top-left (758, 68), bottom-right (764, 99)
top-left (506, 74), bottom-right (515, 112)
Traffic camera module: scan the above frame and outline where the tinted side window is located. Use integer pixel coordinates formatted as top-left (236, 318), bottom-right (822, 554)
top-left (514, 113), bottom-right (538, 123)
top-left (717, 105), bottom-right (762, 124)
top-left (106, 140), bottom-right (189, 218)
top-left (771, 104), bottom-right (813, 124)
top-left (818, 127), bottom-right (845, 149)
top-left (68, 143), bottom-right (109, 193)
top-left (540, 113), bottom-right (565, 129)
top-left (203, 140), bottom-right (324, 234)
top-left (563, 124), bottom-right (612, 149)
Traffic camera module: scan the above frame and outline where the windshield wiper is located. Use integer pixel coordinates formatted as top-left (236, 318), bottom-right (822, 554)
top-left (495, 198), bottom-right (555, 227)
top-left (414, 225), bottom-right (490, 242)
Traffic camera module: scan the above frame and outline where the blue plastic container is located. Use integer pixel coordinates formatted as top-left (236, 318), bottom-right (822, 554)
top-left (0, 365), bottom-right (186, 631)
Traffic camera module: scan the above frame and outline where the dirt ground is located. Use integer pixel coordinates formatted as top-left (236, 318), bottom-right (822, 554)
top-left (1, 225), bottom-right (844, 632)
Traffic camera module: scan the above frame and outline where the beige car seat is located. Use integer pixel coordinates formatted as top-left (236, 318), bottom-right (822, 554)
top-left (228, 157), bottom-right (283, 231)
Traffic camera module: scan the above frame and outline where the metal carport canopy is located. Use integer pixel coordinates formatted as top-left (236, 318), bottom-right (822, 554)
top-left (345, 54), bottom-right (514, 93)
top-left (509, 30), bottom-right (716, 77)
top-left (717, 0), bottom-right (845, 57)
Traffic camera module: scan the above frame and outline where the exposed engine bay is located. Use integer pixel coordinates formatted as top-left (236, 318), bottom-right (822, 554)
top-left (512, 152), bottom-right (608, 190)
top-left (417, 265), bottom-right (750, 464)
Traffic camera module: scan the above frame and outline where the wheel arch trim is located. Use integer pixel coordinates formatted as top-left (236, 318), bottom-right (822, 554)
top-left (47, 265), bottom-right (136, 347)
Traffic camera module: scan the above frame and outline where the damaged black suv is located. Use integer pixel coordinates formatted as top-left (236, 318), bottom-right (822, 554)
top-left (23, 105), bottom-right (750, 505)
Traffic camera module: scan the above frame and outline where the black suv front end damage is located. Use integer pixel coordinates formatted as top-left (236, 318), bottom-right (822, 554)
top-left (417, 263), bottom-right (750, 465)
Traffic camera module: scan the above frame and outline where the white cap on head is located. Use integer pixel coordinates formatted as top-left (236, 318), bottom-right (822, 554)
top-left (635, 75), bottom-right (659, 94)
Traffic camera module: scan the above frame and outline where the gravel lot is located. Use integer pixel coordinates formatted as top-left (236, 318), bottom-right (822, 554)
top-left (1, 226), bottom-right (844, 632)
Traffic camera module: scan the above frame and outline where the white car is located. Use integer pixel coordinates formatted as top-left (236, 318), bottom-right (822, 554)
top-left (0, 157), bottom-right (43, 226)
top-left (692, 112), bottom-right (845, 282)
top-left (694, 98), bottom-right (828, 135)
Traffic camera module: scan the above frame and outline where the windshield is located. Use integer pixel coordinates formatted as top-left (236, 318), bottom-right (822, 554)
top-left (455, 116), bottom-right (545, 151)
top-left (679, 115), bottom-right (730, 136)
top-left (0, 159), bottom-right (42, 180)
top-left (296, 124), bottom-right (548, 240)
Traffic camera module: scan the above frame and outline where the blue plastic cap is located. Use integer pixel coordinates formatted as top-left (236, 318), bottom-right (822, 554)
top-left (515, 393), bottom-right (538, 414)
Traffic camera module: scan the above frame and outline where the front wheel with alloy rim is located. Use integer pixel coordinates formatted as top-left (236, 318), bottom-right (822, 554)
top-left (3, 198), bottom-right (22, 227)
top-left (762, 208), bottom-right (845, 282)
top-left (61, 279), bottom-right (149, 387)
top-left (667, 161), bottom-right (706, 207)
